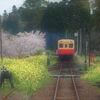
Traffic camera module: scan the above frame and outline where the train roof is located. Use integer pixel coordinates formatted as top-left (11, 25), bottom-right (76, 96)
top-left (58, 39), bottom-right (74, 41)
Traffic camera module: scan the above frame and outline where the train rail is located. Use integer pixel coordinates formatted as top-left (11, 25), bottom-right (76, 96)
top-left (28, 61), bottom-right (100, 100)
top-left (53, 61), bottom-right (80, 100)
top-left (53, 62), bottom-right (63, 100)
top-left (0, 88), bottom-right (15, 100)
top-left (69, 63), bottom-right (80, 100)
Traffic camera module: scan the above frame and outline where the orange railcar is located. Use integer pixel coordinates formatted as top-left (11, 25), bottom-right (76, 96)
top-left (58, 39), bottom-right (75, 61)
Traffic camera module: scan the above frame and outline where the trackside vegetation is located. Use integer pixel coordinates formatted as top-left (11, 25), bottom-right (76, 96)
top-left (0, 54), bottom-right (100, 97)
top-left (74, 54), bottom-right (100, 86)
top-left (0, 55), bottom-right (51, 95)
top-left (82, 57), bottom-right (100, 84)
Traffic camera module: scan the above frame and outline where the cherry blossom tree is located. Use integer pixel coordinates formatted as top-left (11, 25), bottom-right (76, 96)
top-left (1, 30), bottom-right (46, 58)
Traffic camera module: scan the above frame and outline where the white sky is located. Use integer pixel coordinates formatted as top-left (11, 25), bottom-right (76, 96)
top-left (0, 0), bottom-right (62, 15)
top-left (0, 0), bottom-right (25, 15)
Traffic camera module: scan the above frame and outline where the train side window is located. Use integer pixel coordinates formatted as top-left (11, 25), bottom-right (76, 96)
top-left (59, 44), bottom-right (63, 48)
top-left (69, 44), bottom-right (73, 48)
top-left (65, 44), bottom-right (67, 48)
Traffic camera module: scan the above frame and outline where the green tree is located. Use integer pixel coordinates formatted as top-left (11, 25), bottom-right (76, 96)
top-left (93, 0), bottom-right (100, 33)
top-left (3, 10), bottom-right (8, 20)
top-left (41, 1), bottom-right (90, 34)
top-left (3, 10), bottom-right (8, 17)
top-left (40, 0), bottom-right (90, 50)
top-left (22, 0), bottom-right (48, 8)
top-left (67, 0), bottom-right (90, 33)
top-left (41, 2), bottom-right (68, 33)
top-left (20, 0), bottom-right (47, 32)
top-left (12, 5), bottom-right (18, 13)
top-left (2, 14), bottom-right (20, 35)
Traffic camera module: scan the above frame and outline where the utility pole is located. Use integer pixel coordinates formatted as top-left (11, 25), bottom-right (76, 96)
top-left (74, 32), bottom-right (78, 55)
top-left (88, 24), bottom-right (90, 67)
top-left (79, 29), bottom-right (82, 55)
top-left (0, 15), bottom-right (3, 63)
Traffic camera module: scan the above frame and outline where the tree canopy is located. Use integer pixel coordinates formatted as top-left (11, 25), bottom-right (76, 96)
top-left (2, 0), bottom-right (100, 51)
top-left (40, 0), bottom-right (90, 34)
top-left (92, 0), bottom-right (100, 33)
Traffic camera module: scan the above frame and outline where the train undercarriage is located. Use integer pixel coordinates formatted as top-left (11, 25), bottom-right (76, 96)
top-left (58, 54), bottom-right (73, 61)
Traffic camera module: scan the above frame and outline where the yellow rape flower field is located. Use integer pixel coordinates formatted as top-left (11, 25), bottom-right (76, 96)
top-left (82, 57), bottom-right (100, 84)
top-left (0, 55), bottom-right (51, 96)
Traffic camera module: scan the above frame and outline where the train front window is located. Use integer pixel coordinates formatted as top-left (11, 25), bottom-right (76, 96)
top-left (65, 44), bottom-right (67, 48)
top-left (69, 44), bottom-right (73, 48)
top-left (59, 44), bottom-right (63, 48)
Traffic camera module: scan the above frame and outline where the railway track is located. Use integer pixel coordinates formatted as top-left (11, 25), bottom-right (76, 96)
top-left (2, 61), bottom-right (98, 100)
top-left (0, 88), bottom-right (15, 100)
top-left (69, 62), bottom-right (80, 100)
top-left (53, 61), bottom-right (80, 100)
top-left (0, 87), bottom-right (30, 100)
top-left (29, 61), bottom-right (100, 100)
top-left (53, 62), bottom-right (63, 100)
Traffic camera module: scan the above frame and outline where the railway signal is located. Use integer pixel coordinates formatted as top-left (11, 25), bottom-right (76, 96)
top-left (84, 36), bottom-right (88, 71)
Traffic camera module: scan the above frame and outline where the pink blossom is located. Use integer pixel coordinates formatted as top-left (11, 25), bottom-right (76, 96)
top-left (1, 30), bottom-right (46, 58)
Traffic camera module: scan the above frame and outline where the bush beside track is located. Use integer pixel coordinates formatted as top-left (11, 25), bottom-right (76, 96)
top-left (0, 55), bottom-right (51, 95)
top-left (82, 57), bottom-right (100, 85)
top-left (74, 54), bottom-right (100, 87)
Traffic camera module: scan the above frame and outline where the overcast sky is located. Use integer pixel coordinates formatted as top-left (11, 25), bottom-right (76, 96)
top-left (0, 0), bottom-right (62, 15)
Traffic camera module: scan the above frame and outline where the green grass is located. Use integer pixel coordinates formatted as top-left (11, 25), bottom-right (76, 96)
top-left (81, 56), bottom-right (100, 84)
top-left (0, 54), bottom-right (58, 98)
top-left (0, 55), bottom-right (53, 96)
top-left (49, 55), bottom-right (58, 67)
top-left (73, 54), bottom-right (100, 86)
